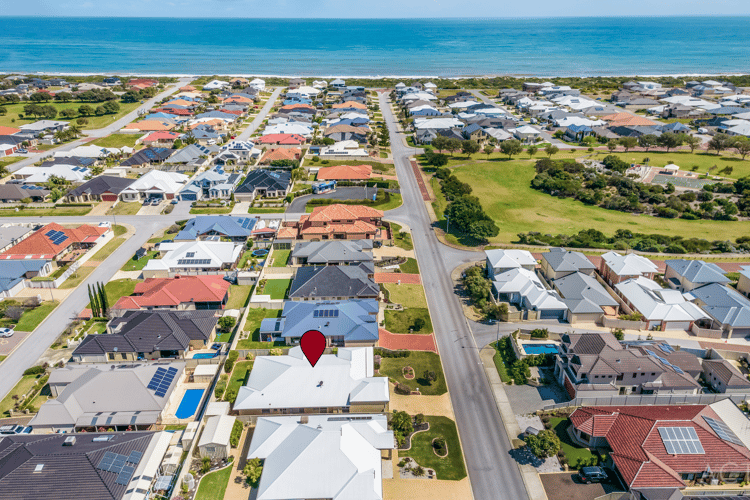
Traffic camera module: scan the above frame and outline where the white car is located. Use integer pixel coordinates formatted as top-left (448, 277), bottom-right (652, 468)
top-left (0, 328), bottom-right (14, 338)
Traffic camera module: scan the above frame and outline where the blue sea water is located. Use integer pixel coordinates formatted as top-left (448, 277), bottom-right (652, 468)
top-left (0, 17), bottom-right (748, 77)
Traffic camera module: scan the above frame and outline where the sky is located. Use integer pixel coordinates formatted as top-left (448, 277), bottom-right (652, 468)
top-left (1, 0), bottom-right (749, 18)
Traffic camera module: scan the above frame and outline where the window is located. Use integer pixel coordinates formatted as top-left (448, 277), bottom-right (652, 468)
top-left (108, 353), bottom-right (115, 360)
top-left (121, 354), bottom-right (127, 360)
top-left (633, 373), bottom-right (637, 378)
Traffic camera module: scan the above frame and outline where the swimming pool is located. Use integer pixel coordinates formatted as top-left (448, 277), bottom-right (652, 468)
top-left (192, 353), bottom-right (216, 359)
top-left (175, 389), bottom-right (204, 419)
top-left (252, 249), bottom-right (269, 257)
top-left (523, 344), bottom-right (558, 355)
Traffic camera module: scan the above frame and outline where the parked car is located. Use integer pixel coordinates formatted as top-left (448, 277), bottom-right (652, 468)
top-left (698, 127), bottom-right (709, 134)
top-left (211, 343), bottom-right (222, 350)
top-left (17, 149), bottom-right (28, 154)
top-left (170, 199), bottom-right (178, 204)
top-left (151, 198), bottom-right (161, 205)
top-left (579, 466), bottom-right (608, 484)
top-left (0, 328), bottom-right (14, 338)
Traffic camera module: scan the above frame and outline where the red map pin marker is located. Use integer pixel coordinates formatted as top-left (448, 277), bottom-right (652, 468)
top-left (300, 330), bottom-right (326, 367)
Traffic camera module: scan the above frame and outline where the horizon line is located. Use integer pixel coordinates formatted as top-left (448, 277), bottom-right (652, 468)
top-left (1, 14), bottom-right (749, 19)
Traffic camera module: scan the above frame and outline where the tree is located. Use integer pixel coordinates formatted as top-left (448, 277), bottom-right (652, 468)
top-left (500, 139), bottom-right (523, 159)
top-left (76, 117), bottom-right (88, 126)
top-left (657, 132), bottom-right (683, 153)
top-left (431, 135), bottom-right (448, 153)
top-left (708, 133), bottom-right (731, 155)
top-left (483, 143), bottom-right (495, 158)
top-left (618, 136), bottom-right (638, 152)
top-left (425, 150), bottom-right (448, 167)
top-left (59, 108), bottom-right (77, 119)
top-left (183, 130), bottom-right (197, 145)
top-left (29, 92), bottom-right (50, 103)
top-left (55, 92), bottom-right (73, 102)
top-left (243, 458), bottom-right (263, 487)
top-left (527, 145), bottom-right (538, 158)
top-left (172, 138), bottom-right (183, 149)
top-left (638, 134), bottom-right (658, 151)
top-left (544, 144), bottom-right (559, 158)
top-left (468, 219), bottom-right (499, 242)
top-left (88, 284), bottom-right (100, 318)
top-left (218, 316), bottom-right (236, 332)
top-left (524, 429), bottom-right (562, 459)
top-left (412, 317), bottom-right (426, 331)
top-left (23, 104), bottom-right (43, 119)
top-left (121, 90), bottom-right (141, 103)
top-left (95, 105), bottom-right (106, 116)
top-left (733, 137), bottom-right (750, 160)
top-left (201, 456), bottom-right (211, 473)
top-left (684, 134), bottom-right (701, 153)
top-left (390, 411), bottom-right (414, 437)
top-left (78, 104), bottom-right (94, 117)
top-left (422, 370), bottom-right (437, 384)
top-left (461, 139), bottom-right (480, 156)
top-left (612, 328), bottom-right (625, 341)
top-left (606, 139), bottom-right (618, 152)
top-left (97, 282), bottom-right (109, 317)
top-left (102, 100), bottom-right (120, 114)
top-left (0, 107), bottom-right (6, 116)
top-left (445, 138), bottom-right (463, 156)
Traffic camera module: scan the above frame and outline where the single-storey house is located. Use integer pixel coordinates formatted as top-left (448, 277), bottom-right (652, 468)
top-left (65, 176), bottom-right (135, 203)
top-left (233, 169), bottom-right (292, 202)
top-left (288, 262), bottom-right (378, 301)
top-left (112, 275), bottom-right (231, 314)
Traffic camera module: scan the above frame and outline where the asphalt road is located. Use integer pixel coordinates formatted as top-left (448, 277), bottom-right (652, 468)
top-left (237, 87), bottom-right (282, 141)
top-left (380, 92), bottom-right (529, 500)
top-left (286, 186), bottom-right (378, 212)
top-left (7, 78), bottom-right (193, 172)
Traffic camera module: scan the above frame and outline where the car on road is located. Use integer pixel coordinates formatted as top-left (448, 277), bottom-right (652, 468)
top-left (579, 466), bottom-right (608, 484)
top-left (0, 328), bottom-right (14, 337)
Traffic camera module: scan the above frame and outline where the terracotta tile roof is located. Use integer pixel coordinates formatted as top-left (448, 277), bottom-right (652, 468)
top-left (179, 85), bottom-right (197, 92)
top-left (188, 119), bottom-right (224, 130)
top-left (0, 126), bottom-right (22, 135)
top-left (333, 101), bottom-right (367, 110)
top-left (113, 275), bottom-right (230, 310)
top-left (602, 113), bottom-right (658, 127)
top-left (308, 204), bottom-right (383, 222)
top-left (143, 131), bottom-right (182, 142)
top-left (276, 226), bottom-right (298, 239)
top-left (223, 96), bottom-right (252, 104)
top-left (0, 222), bottom-right (107, 260)
top-left (300, 220), bottom-right (377, 236)
top-left (153, 107), bottom-right (193, 116)
top-left (257, 133), bottom-right (306, 145)
top-left (281, 104), bottom-right (314, 111)
top-left (260, 148), bottom-right (301, 163)
top-left (122, 120), bottom-right (175, 132)
top-left (316, 164), bottom-right (372, 181)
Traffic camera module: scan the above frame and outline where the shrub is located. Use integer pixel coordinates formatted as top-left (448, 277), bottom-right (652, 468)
top-left (230, 419), bottom-right (243, 448)
top-left (414, 413), bottom-right (425, 426)
top-left (524, 429), bottom-right (562, 459)
top-left (374, 348), bottom-right (410, 358)
top-left (225, 350), bottom-right (239, 373)
top-left (529, 328), bottom-right (548, 339)
top-left (218, 316), bottom-right (236, 332)
top-left (394, 383), bottom-right (412, 395)
top-left (23, 366), bottom-right (46, 376)
top-left (433, 437), bottom-right (447, 456)
top-left (243, 458), bottom-right (263, 487)
top-left (201, 457), bottom-right (211, 473)
top-left (269, 348), bottom-right (283, 356)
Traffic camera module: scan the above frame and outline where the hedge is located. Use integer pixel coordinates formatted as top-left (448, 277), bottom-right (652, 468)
top-left (374, 347), bottom-right (410, 358)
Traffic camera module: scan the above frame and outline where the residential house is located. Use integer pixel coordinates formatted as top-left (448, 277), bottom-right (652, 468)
top-left (140, 131), bottom-right (183, 148)
top-left (277, 204), bottom-right (387, 241)
top-left (65, 176), bottom-right (134, 203)
top-left (198, 414), bottom-right (236, 460)
top-left (316, 164), bottom-right (371, 181)
top-left (540, 247), bottom-right (596, 280)
top-left (0, 431), bottom-right (172, 500)
top-left (491, 268), bottom-right (568, 320)
top-left (72, 310), bottom-right (219, 362)
top-left (203, 80), bottom-right (229, 91)
top-left (18, 120), bottom-right (68, 135)
top-left (569, 402), bottom-right (750, 490)
top-left (0, 225), bottom-right (35, 253)
top-left (290, 240), bottom-right (373, 266)
top-left (12, 164), bottom-right (90, 184)
top-left (177, 169), bottom-right (239, 201)
top-left (234, 346), bottom-right (388, 415)
top-left (0, 143), bottom-right (18, 157)
top-left (175, 216), bottom-right (257, 242)
top-left (245, 414), bottom-right (393, 500)
top-left (233, 169), bottom-right (292, 202)
top-left (599, 251), bottom-right (658, 286)
top-left (485, 249), bottom-right (537, 277)
top-left (738, 265), bottom-right (750, 297)
top-left (259, 299), bottom-right (379, 346)
top-left (121, 120), bottom-right (176, 133)
top-left (664, 260), bottom-right (730, 292)
top-left (687, 283), bottom-right (750, 339)
top-left (554, 332), bottom-right (701, 398)
top-left (0, 184), bottom-right (50, 203)
top-left (112, 275), bottom-right (231, 314)
top-left (164, 144), bottom-right (215, 170)
top-left (552, 272), bottom-right (619, 323)
top-left (259, 147), bottom-right (300, 165)
top-left (0, 260), bottom-right (51, 298)
top-left (0, 222), bottom-right (108, 261)
top-left (615, 277), bottom-right (709, 330)
top-left (288, 262), bottom-right (378, 301)
top-left (702, 360), bottom-right (750, 393)
top-left (256, 133), bottom-right (306, 146)
top-left (142, 240), bottom-right (242, 278)
top-left (30, 362), bottom-right (186, 432)
top-left (119, 170), bottom-right (189, 202)
top-left (119, 147), bottom-right (175, 168)
top-left (219, 140), bottom-right (259, 163)
top-left (323, 124), bottom-right (369, 143)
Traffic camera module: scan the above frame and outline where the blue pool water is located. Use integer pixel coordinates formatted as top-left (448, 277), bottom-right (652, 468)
top-left (252, 249), bottom-right (269, 257)
top-left (523, 344), bottom-right (558, 355)
top-left (192, 353), bottom-right (216, 359)
top-left (175, 389), bottom-right (204, 419)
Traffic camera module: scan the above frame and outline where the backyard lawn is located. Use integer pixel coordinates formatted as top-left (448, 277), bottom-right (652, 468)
top-left (86, 279), bottom-right (138, 310)
top-left (226, 360), bottom-right (254, 398)
top-left (270, 249), bottom-right (290, 267)
top-left (383, 283), bottom-right (428, 308)
top-left (389, 222), bottom-right (413, 251)
top-left (405, 416), bottom-right (467, 481)
top-left (399, 257), bottom-right (420, 274)
top-left (549, 417), bottom-right (598, 469)
top-left (237, 308), bottom-right (284, 349)
top-left (107, 202), bottom-right (141, 216)
top-left (194, 465), bottom-right (232, 500)
top-left (379, 351), bottom-right (446, 396)
top-left (451, 160), bottom-right (750, 244)
top-left (259, 279), bottom-right (291, 300)
top-left (92, 134), bottom-right (141, 149)
top-left (385, 307), bottom-right (433, 334)
top-left (15, 301), bottom-right (59, 332)
top-left (120, 250), bottom-right (158, 271)
top-left (226, 285), bottom-right (254, 309)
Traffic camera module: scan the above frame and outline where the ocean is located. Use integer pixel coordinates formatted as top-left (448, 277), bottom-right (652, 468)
top-left (0, 16), bottom-right (749, 77)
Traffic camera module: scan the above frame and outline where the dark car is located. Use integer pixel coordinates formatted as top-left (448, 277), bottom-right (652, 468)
top-left (579, 466), bottom-right (608, 484)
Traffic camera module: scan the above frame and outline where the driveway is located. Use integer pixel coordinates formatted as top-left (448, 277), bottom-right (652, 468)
top-left (287, 186), bottom-right (379, 212)
top-left (504, 377), bottom-right (570, 415)
top-left (136, 200), bottom-right (167, 216)
top-left (170, 201), bottom-right (192, 217)
top-left (540, 472), bottom-right (624, 500)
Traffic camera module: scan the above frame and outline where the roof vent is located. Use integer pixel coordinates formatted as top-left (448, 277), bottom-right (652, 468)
top-left (616, 359), bottom-right (621, 363)
top-left (63, 436), bottom-right (76, 446)
top-left (34, 464), bottom-right (44, 473)
top-left (317, 381), bottom-right (324, 387)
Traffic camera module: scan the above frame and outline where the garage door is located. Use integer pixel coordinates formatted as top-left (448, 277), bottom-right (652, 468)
top-left (102, 194), bottom-right (118, 201)
top-left (539, 309), bottom-right (565, 320)
top-left (181, 193), bottom-right (197, 201)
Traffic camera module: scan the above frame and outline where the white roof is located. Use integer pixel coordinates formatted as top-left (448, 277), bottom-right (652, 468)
top-left (727, 122), bottom-right (750, 137)
top-left (660, 96), bottom-right (722, 110)
top-left (122, 170), bottom-right (188, 195)
top-left (205, 401), bottom-right (230, 416)
top-left (18, 120), bottom-right (68, 131)
top-left (287, 86), bottom-right (320, 98)
top-left (263, 123), bottom-right (313, 136)
top-left (204, 80), bottom-right (229, 90)
top-left (198, 414), bottom-right (236, 448)
top-left (401, 91), bottom-right (437, 102)
top-left (551, 95), bottom-right (598, 110)
top-left (601, 251), bottom-right (658, 277)
top-left (492, 268), bottom-right (567, 311)
top-left (448, 100), bottom-right (480, 109)
top-left (14, 164), bottom-right (89, 183)
top-left (409, 104), bottom-right (439, 113)
top-left (247, 414), bottom-right (393, 500)
top-left (557, 116), bottom-right (606, 128)
top-left (615, 277), bottom-right (709, 323)
top-left (413, 117), bottom-right (463, 130)
top-left (511, 125), bottom-right (542, 135)
top-left (55, 145), bottom-right (113, 158)
top-left (194, 364), bottom-right (218, 377)
top-left (0, 143), bottom-right (17, 150)
top-left (663, 164), bottom-right (680, 171)
top-left (485, 249), bottom-right (536, 273)
top-left (234, 347), bottom-right (388, 411)
top-left (483, 128), bottom-right (512, 141)
top-left (123, 431), bottom-right (172, 500)
top-left (144, 240), bottom-right (242, 272)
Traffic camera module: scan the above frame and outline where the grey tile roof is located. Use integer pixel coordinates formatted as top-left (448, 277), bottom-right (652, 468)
top-left (235, 169), bottom-right (291, 194)
top-left (291, 240), bottom-right (373, 264)
top-left (67, 176), bottom-right (135, 198)
top-left (542, 248), bottom-right (595, 274)
top-left (289, 263), bottom-right (378, 300)
top-left (554, 272), bottom-right (618, 313)
top-left (688, 283), bottom-right (750, 328)
top-left (270, 300), bottom-right (379, 342)
top-left (175, 215), bottom-right (257, 240)
top-left (665, 259), bottom-right (730, 286)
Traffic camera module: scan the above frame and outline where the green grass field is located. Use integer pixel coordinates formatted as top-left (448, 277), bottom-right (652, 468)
top-left (120, 250), bottom-right (158, 271)
top-left (405, 416), bottom-right (467, 481)
top-left (590, 149), bottom-right (750, 179)
top-left (0, 206), bottom-right (91, 217)
top-left (15, 301), bottom-right (59, 332)
top-left (379, 351), bottom-right (447, 396)
top-left (59, 266), bottom-right (95, 289)
top-left (450, 159), bottom-right (750, 244)
top-left (389, 222), bottom-right (413, 251)
top-left (385, 308), bottom-right (433, 334)
top-left (107, 202), bottom-right (141, 216)
top-left (0, 101), bottom-right (140, 130)
top-left (549, 417), bottom-right (598, 468)
top-left (270, 249), bottom-right (290, 267)
top-left (226, 285), bottom-right (254, 309)
top-left (226, 360), bottom-right (253, 397)
top-left (87, 279), bottom-right (138, 310)
top-left (260, 279), bottom-right (291, 300)
top-left (399, 257), bottom-right (420, 274)
top-left (92, 134), bottom-right (141, 149)
top-left (194, 465), bottom-right (232, 500)
top-left (248, 207), bottom-right (287, 214)
top-left (383, 283), bottom-right (428, 308)
top-left (190, 206), bottom-right (233, 215)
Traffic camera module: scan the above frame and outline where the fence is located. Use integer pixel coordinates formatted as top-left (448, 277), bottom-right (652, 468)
top-left (236, 347), bottom-right (336, 358)
top-left (682, 489), bottom-right (750, 497)
top-left (690, 323), bottom-right (723, 339)
top-left (594, 273), bottom-right (635, 315)
top-left (543, 393), bottom-right (748, 411)
top-left (602, 316), bottom-right (647, 331)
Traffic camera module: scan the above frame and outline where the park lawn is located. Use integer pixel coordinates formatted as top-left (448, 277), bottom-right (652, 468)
top-left (385, 308), bottom-right (433, 334)
top-left (226, 360), bottom-right (254, 396)
top-left (92, 134), bottom-right (141, 149)
top-left (0, 206), bottom-right (91, 217)
top-left (86, 279), bottom-right (138, 309)
top-left (226, 285), bottom-right (254, 309)
top-left (261, 279), bottom-right (291, 300)
top-left (0, 374), bottom-right (39, 416)
top-left (384, 283), bottom-right (428, 308)
top-left (591, 149), bottom-right (750, 179)
top-left (120, 250), bottom-right (159, 271)
top-left (59, 265), bottom-right (95, 289)
top-left (399, 257), bottom-right (420, 274)
top-left (270, 249), bottom-right (290, 267)
top-left (389, 222), bottom-right (413, 251)
top-left (406, 416), bottom-right (467, 481)
top-left (107, 202), bottom-right (141, 216)
top-left (549, 417), bottom-right (598, 468)
top-left (15, 301), bottom-right (59, 332)
top-left (379, 351), bottom-right (447, 396)
top-left (90, 236), bottom-right (127, 261)
top-left (451, 160), bottom-right (750, 244)
top-left (0, 101), bottom-right (140, 129)
top-left (194, 465), bottom-right (232, 500)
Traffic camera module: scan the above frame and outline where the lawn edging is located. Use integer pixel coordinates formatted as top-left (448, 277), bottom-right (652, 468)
top-left (192, 462), bottom-right (234, 500)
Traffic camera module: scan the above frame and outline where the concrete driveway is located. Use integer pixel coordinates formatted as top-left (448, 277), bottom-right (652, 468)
top-left (171, 201), bottom-right (192, 217)
top-left (287, 186), bottom-right (379, 212)
top-left (136, 200), bottom-right (167, 216)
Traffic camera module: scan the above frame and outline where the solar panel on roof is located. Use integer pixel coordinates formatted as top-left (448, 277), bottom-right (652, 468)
top-left (658, 426), bottom-right (704, 454)
top-left (704, 416), bottom-right (743, 445)
top-left (45, 230), bottom-right (55, 237)
top-left (645, 349), bottom-right (657, 357)
top-left (661, 343), bottom-right (674, 352)
top-left (127, 451), bottom-right (143, 464)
